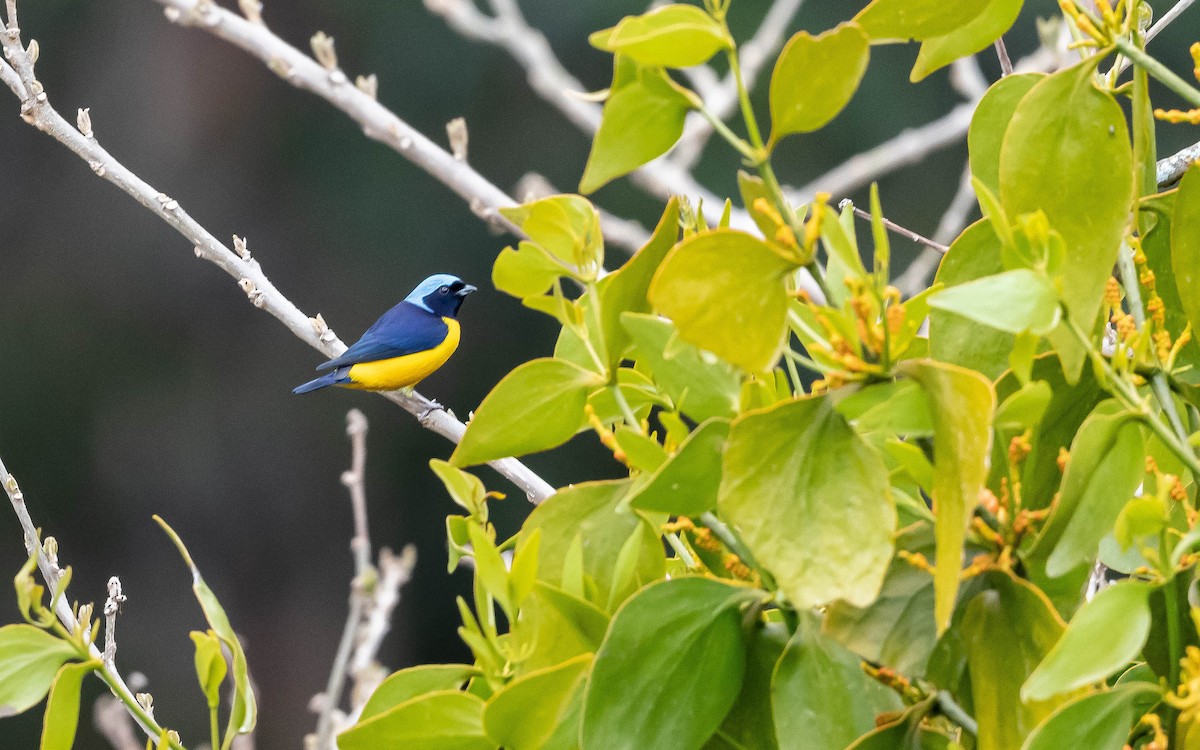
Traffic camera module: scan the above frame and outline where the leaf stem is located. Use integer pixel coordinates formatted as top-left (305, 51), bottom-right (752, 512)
top-left (698, 511), bottom-right (776, 589)
top-left (692, 100), bottom-right (758, 161)
top-left (1115, 243), bottom-right (1193, 446)
top-left (664, 531), bottom-right (697, 568)
top-left (1064, 315), bottom-right (1200, 477)
top-left (1112, 36), bottom-right (1200, 108)
top-left (1166, 575), bottom-right (1183, 688)
top-left (210, 706), bottom-right (221, 750)
top-left (611, 384), bottom-right (643, 434)
top-left (935, 690), bottom-right (979, 736)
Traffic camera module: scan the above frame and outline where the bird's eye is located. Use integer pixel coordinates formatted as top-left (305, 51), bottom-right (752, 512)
top-left (439, 286), bottom-right (449, 294)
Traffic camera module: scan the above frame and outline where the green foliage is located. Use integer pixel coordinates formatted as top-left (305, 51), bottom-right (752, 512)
top-left (0, 625), bottom-right (79, 718)
top-left (363, 5), bottom-right (1200, 746)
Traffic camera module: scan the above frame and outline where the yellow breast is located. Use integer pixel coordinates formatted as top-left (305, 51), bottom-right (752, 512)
top-left (345, 318), bottom-right (461, 391)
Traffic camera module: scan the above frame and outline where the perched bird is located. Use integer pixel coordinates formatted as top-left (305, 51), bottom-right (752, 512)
top-left (293, 274), bottom-right (476, 394)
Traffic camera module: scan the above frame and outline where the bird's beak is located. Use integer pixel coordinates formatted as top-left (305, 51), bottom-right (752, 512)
top-left (457, 284), bottom-right (477, 297)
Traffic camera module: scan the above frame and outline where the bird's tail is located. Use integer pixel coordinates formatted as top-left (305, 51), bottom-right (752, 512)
top-left (292, 369), bottom-right (350, 394)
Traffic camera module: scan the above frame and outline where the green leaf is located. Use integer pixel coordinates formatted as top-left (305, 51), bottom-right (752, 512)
top-left (899, 361), bottom-right (995, 634)
top-left (928, 268), bottom-right (1060, 335)
top-left (468, 523), bottom-right (513, 619)
top-left (627, 418), bottom-right (730, 516)
top-left (361, 664), bottom-right (478, 721)
top-left (719, 396), bottom-right (896, 608)
top-left (493, 242), bottom-right (568, 298)
top-left (622, 313), bottom-right (740, 421)
top-left (1021, 684), bottom-right (1162, 750)
top-left (155, 516), bottom-right (257, 737)
top-left (189, 630), bottom-right (227, 710)
top-left (596, 198), bottom-right (680, 368)
top-left (1000, 56), bottom-right (1133, 381)
top-left (772, 614), bottom-right (902, 750)
top-left (710, 622), bottom-right (786, 750)
top-left (911, 0), bottom-right (1023, 81)
top-left (39, 660), bottom-right (95, 750)
top-left (855, 0), bottom-right (987, 42)
top-left (484, 654), bottom-right (591, 750)
top-left (0, 624), bottom-right (79, 718)
top-left (649, 229), bottom-right (797, 373)
top-left (1030, 405), bottom-right (1145, 578)
top-left (580, 64), bottom-right (692, 194)
top-left (1172, 166), bottom-right (1200, 341)
top-left (581, 578), bottom-right (756, 750)
top-left (836, 379), bottom-right (933, 437)
top-left (962, 572), bottom-right (1067, 750)
top-left (994, 380), bottom-right (1052, 430)
top-left (768, 23), bottom-right (870, 143)
top-left (429, 459), bottom-right (488, 515)
top-left (968, 73), bottom-right (1043, 196)
top-left (517, 480), bottom-right (663, 611)
top-left (451, 358), bottom-right (605, 466)
top-left (1022, 581), bottom-right (1152, 702)
top-left (339, 690), bottom-right (496, 750)
top-left (589, 5), bottom-right (730, 68)
top-left (499, 194), bottom-right (603, 275)
top-left (825, 524), bottom-right (937, 676)
top-left (512, 582), bottom-right (610, 674)
top-left (613, 426), bottom-right (668, 473)
top-left (929, 219), bottom-right (1014, 379)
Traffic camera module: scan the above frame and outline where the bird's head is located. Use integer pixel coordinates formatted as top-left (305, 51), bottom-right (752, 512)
top-left (405, 273), bottom-right (476, 318)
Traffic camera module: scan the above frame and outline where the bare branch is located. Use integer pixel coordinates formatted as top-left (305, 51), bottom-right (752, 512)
top-left (1147, 0), bottom-right (1197, 43)
top-left (838, 199), bottom-right (948, 254)
top-left (1158, 139), bottom-right (1200, 186)
top-left (157, 0), bottom-right (519, 233)
top-left (1, 457), bottom-right (163, 744)
top-left (314, 409), bottom-right (397, 750)
top-left (994, 38), bottom-right (1014, 76)
top-left (2, 6), bottom-right (555, 503)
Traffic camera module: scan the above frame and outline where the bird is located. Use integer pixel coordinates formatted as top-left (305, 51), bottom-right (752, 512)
top-left (293, 274), bottom-right (476, 395)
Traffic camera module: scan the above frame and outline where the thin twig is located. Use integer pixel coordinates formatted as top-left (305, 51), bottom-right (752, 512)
top-left (314, 410), bottom-right (380, 750)
top-left (840, 200), bottom-right (949, 254)
top-left (935, 690), bottom-right (979, 736)
top-left (347, 546), bottom-right (416, 714)
top-left (103, 576), bottom-right (127, 667)
top-left (994, 38), bottom-right (1014, 76)
top-left (0, 9), bottom-right (555, 504)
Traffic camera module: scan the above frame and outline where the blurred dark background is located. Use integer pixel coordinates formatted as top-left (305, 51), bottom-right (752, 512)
top-left (0, 0), bottom-right (1195, 746)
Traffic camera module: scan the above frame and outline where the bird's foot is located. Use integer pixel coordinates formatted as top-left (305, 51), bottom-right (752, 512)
top-left (419, 398), bottom-right (447, 422)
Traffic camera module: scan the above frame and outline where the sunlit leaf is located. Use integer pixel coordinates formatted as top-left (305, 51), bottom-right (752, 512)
top-left (39, 660), bottom-right (95, 750)
top-left (1021, 684), bottom-right (1162, 750)
top-left (768, 23), bottom-right (869, 143)
top-left (484, 654), bottom-right (591, 750)
top-left (338, 690), bottom-right (495, 750)
top-left (911, 0), bottom-right (1023, 81)
top-left (855, 0), bottom-right (986, 42)
top-left (452, 358), bottom-right (606, 466)
top-left (361, 665), bottom-right (477, 721)
top-left (590, 5), bottom-right (729, 68)
top-left (968, 73), bottom-right (1043, 195)
top-left (627, 418), bottom-right (729, 516)
top-left (719, 396), bottom-right (895, 608)
top-left (622, 313), bottom-right (740, 422)
top-left (1022, 581), bottom-right (1152, 702)
top-left (928, 268), bottom-right (1060, 335)
top-left (649, 229), bottom-right (797, 373)
top-left (899, 361), bottom-right (995, 633)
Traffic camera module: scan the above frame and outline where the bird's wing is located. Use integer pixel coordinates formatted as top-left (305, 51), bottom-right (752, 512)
top-left (316, 302), bottom-right (449, 371)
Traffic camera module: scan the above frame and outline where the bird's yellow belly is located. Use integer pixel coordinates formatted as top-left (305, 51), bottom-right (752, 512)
top-left (345, 318), bottom-right (460, 391)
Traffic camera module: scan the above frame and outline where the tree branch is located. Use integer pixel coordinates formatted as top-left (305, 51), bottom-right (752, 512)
top-left (2, 3), bottom-right (554, 503)
top-left (895, 162), bottom-right (975, 296)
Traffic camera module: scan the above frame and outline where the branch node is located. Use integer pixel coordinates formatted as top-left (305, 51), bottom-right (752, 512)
top-left (24, 37), bottom-right (35, 64)
top-left (238, 277), bottom-right (265, 307)
top-left (88, 160), bottom-right (105, 176)
top-left (267, 57), bottom-right (292, 80)
top-left (135, 692), bottom-right (154, 719)
top-left (103, 575), bottom-right (126, 666)
top-left (238, 0), bottom-right (263, 24)
top-left (233, 234), bottom-right (251, 260)
top-left (76, 106), bottom-right (91, 138)
top-left (355, 74), bottom-right (377, 99)
top-left (446, 116), bottom-right (468, 162)
top-left (328, 69), bottom-right (346, 86)
top-left (310, 31), bottom-right (338, 71)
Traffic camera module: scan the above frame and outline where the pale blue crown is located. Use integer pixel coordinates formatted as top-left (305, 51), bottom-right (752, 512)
top-left (405, 274), bottom-right (465, 313)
